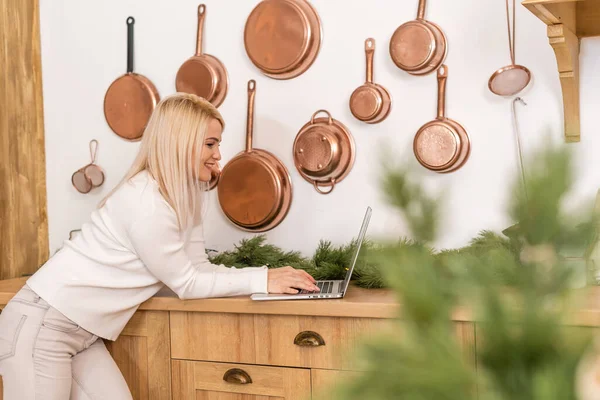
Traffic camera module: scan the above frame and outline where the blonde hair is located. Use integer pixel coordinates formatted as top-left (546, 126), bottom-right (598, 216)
top-left (99, 93), bottom-right (225, 232)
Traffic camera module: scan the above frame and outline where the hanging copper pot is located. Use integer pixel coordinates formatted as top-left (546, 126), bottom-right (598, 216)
top-left (389, 0), bottom-right (448, 76)
top-left (293, 110), bottom-right (355, 194)
top-left (176, 4), bottom-right (229, 107)
top-left (104, 17), bottom-right (160, 141)
top-left (349, 38), bottom-right (392, 124)
top-left (243, 0), bottom-right (322, 80)
top-left (413, 65), bottom-right (470, 173)
top-left (217, 80), bottom-right (293, 231)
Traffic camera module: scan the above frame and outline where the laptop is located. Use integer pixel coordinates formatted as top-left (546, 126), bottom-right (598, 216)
top-left (250, 206), bottom-right (372, 301)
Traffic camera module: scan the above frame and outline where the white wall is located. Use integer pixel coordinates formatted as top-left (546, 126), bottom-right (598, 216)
top-left (39, 0), bottom-right (600, 257)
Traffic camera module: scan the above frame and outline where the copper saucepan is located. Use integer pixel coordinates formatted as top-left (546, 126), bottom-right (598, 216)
top-left (104, 17), bottom-right (160, 141)
top-left (389, 0), bottom-right (447, 76)
top-left (413, 65), bottom-right (470, 173)
top-left (349, 38), bottom-right (392, 124)
top-left (244, 0), bottom-right (322, 80)
top-left (293, 110), bottom-right (355, 194)
top-left (176, 4), bottom-right (229, 107)
top-left (217, 80), bottom-right (293, 231)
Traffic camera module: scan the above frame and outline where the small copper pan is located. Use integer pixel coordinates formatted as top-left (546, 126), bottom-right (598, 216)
top-left (217, 80), bottom-right (293, 232)
top-left (389, 0), bottom-right (447, 76)
top-left (176, 4), bottom-right (229, 107)
top-left (349, 38), bottom-right (392, 124)
top-left (413, 65), bottom-right (470, 173)
top-left (104, 17), bottom-right (160, 141)
top-left (244, 0), bottom-right (322, 80)
top-left (293, 110), bottom-right (355, 194)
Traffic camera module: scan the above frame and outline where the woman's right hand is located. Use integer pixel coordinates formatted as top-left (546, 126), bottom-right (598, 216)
top-left (267, 266), bottom-right (320, 294)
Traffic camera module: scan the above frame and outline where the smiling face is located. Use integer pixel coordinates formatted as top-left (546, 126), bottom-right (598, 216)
top-left (197, 117), bottom-right (223, 182)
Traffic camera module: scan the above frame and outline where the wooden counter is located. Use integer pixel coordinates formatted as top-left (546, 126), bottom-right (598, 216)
top-left (1, 277), bottom-right (599, 400)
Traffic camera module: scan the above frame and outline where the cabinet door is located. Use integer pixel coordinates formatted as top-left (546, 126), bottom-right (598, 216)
top-left (172, 359), bottom-right (311, 400)
top-left (105, 311), bottom-right (171, 400)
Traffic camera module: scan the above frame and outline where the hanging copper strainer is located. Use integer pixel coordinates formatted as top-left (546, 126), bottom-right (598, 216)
top-left (488, 0), bottom-right (531, 97)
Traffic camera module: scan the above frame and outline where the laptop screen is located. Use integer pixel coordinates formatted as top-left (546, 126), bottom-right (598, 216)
top-left (340, 206), bottom-right (372, 293)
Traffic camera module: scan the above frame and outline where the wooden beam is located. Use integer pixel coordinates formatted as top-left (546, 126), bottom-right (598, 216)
top-left (0, 0), bottom-right (49, 279)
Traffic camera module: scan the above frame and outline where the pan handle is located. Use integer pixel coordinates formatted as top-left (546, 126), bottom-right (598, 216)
top-left (196, 4), bottom-right (206, 56)
top-left (417, 0), bottom-right (427, 20)
top-left (313, 178), bottom-right (336, 195)
top-left (126, 17), bottom-right (135, 73)
top-left (436, 65), bottom-right (448, 120)
top-left (246, 80), bottom-right (256, 153)
top-left (365, 38), bottom-right (375, 84)
top-left (311, 110), bottom-right (333, 125)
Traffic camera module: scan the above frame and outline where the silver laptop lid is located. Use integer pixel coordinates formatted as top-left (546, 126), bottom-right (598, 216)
top-left (340, 206), bottom-right (372, 294)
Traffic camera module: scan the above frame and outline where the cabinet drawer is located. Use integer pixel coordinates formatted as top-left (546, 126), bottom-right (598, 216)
top-left (171, 359), bottom-right (310, 400)
top-left (170, 312), bottom-right (258, 363)
top-left (254, 315), bottom-right (390, 370)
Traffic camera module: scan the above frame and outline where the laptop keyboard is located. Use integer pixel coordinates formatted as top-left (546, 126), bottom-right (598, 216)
top-left (299, 281), bottom-right (334, 294)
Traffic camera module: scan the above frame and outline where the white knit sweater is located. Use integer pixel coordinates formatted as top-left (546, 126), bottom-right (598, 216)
top-left (27, 170), bottom-right (268, 340)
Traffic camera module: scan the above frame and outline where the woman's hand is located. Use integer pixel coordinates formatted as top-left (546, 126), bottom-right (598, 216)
top-left (267, 266), bottom-right (320, 294)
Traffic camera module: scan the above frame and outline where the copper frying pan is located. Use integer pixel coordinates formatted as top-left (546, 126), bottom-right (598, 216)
top-left (176, 4), bottom-right (229, 107)
top-left (389, 0), bottom-right (447, 76)
top-left (104, 17), bottom-right (160, 141)
top-left (217, 80), bottom-right (293, 232)
top-left (244, 0), bottom-right (322, 80)
top-left (349, 38), bottom-right (392, 124)
top-left (413, 65), bottom-right (470, 173)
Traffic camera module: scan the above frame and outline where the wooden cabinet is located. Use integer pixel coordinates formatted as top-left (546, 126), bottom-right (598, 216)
top-left (105, 310), bottom-right (171, 400)
top-left (170, 311), bottom-right (476, 400)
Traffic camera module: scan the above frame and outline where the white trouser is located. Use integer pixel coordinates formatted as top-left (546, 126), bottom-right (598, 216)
top-left (0, 285), bottom-right (132, 399)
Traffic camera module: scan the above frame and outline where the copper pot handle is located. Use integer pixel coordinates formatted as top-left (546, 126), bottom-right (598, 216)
top-left (246, 80), bottom-right (256, 152)
top-left (312, 178), bottom-right (336, 195)
top-left (436, 65), bottom-right (447, 120)
top-left (222, 368), bottom-right (252, 384)
top-left (417, 0), bottom-right (427, 20)
top-left (311, 109), bottom-right (333, 125)
top-left (294, 331), bottom-right (326, 346)
top-left (195, 4), bottom-right (206, 56)
top-left (365, 38), bottom-right (375, 84)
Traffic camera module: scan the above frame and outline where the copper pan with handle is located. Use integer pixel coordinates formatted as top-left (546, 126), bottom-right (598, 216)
top-left (349, 38), bottom-right (392, 124)
top-left (217, 80), bottom-right (293, 232)
top-left (104, 17), bottom-right (160, 141)
top-left (413, 65), bottom-right (470, 173)
top-left (176, 4), bottom-right (229, 107)
top-left (389, 0), bottom-right (447, 76)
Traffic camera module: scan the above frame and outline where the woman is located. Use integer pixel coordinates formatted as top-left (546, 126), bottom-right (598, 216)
top-left (0, 93), bottom-right (319, 399)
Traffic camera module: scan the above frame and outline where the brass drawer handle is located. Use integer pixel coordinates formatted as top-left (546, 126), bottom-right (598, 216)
top-left (223, 368), bottom-right (252, 384)
top-left (294, 330), bottom-right (326, 347)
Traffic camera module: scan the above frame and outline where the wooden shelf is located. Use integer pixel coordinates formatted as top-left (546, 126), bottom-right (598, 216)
top-left (522, 0), bottom-right (600, 143)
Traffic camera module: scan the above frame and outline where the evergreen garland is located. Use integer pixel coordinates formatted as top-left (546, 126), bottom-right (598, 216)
top-left (314, 138), bottom-right (599, 400)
